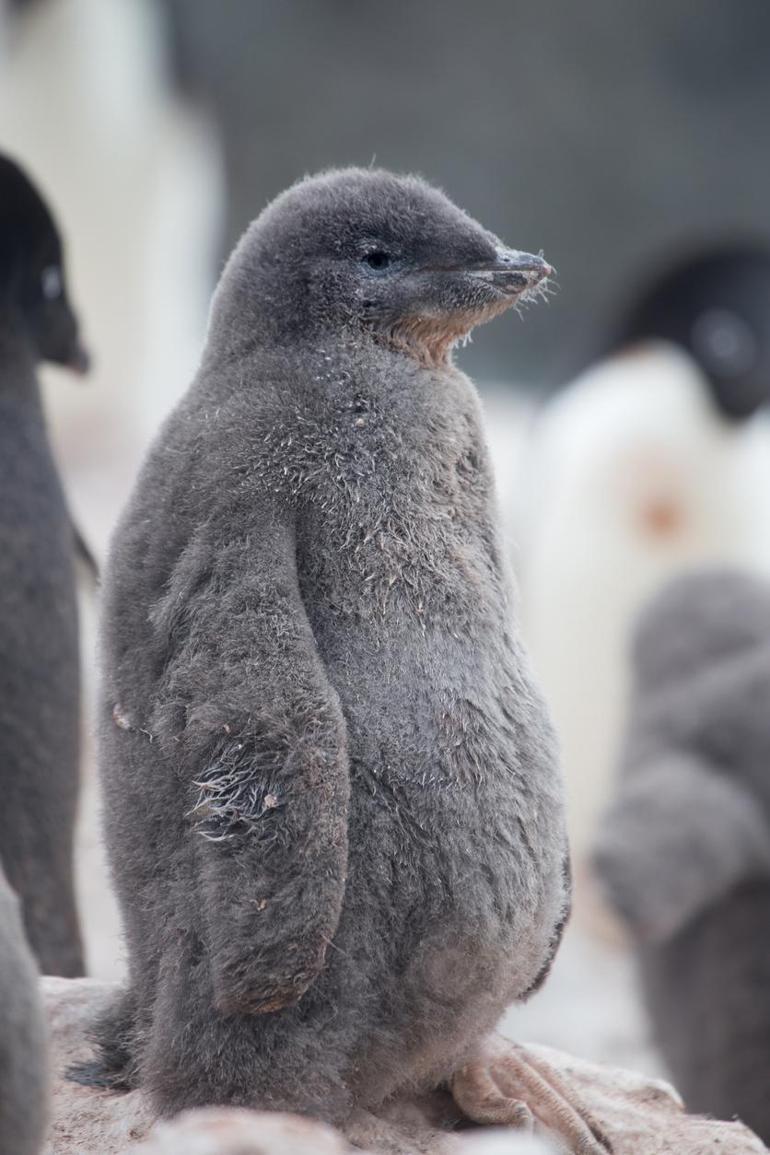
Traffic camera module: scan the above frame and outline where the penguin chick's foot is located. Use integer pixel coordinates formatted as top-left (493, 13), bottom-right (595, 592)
top-left (451, 1034), bottom-right (613, 1154)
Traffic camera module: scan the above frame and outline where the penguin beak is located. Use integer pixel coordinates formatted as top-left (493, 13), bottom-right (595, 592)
top-left (466, 248), bottom-right (553, 296)
top-left (67, 341), bottom-right (91, 376)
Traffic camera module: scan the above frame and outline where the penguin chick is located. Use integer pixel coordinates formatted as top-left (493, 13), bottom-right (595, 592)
top-left (0, 152), bottom-right (88, 975)
top-left (593, 569), bottom-right (770, 1138)
top-left (519, 242), bottom-right (770, 865)
top-left (81, 168), bottom-right (607, 1153)
top-left (0, 865), bottom-right (49, 1155)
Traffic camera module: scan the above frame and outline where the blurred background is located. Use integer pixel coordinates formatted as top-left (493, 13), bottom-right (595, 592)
top-left (3, 0), bottom-right (770, 1095)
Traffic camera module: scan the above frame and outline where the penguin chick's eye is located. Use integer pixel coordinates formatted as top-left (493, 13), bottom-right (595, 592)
top-left (41, 265), bottom-right (63, 300)
top-left (363, 251), bottom-right (392, 272)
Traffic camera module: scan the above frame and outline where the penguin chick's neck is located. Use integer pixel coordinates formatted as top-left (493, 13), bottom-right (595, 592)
top-left (374, 298), bottom-right (514, 369)
top-left (206, 296), bottom-right (502, 372)
top-left (207, 290), bottom-right (526, 375)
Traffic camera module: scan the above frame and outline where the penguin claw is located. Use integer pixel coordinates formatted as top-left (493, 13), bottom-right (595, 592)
top-left (451, 1035), bottom-right (613, 1154)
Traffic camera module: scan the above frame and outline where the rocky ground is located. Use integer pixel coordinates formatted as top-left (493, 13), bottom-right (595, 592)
top-left (43, 977), bottom-right (766, 1155)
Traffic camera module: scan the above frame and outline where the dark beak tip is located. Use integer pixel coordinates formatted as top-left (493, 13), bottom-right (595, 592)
top-left (514, 255), bottom-right (553, 283)
top-left (68, 344), bottom-right (91, 376)
top-left (493, 248), bottom-right (553, 284)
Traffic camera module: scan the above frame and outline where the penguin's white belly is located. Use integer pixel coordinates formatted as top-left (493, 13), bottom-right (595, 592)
top-left (518, 345), bottom-right (770, 862)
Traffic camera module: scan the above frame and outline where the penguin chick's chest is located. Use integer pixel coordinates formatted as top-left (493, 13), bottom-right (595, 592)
top-left (286, 382), bottom-right (499, 624)
top-left (268, 372), bottom-right (567, 984)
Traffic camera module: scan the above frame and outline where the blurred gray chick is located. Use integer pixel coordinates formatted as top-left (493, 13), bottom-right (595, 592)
top-left (593, 568), bottom-right (770, 1140)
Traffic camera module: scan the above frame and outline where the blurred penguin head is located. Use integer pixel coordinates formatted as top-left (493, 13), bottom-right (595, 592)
top-left (0, 153), bottom-right (89, 374)
top-left (210, 167), bottom-right (551, 366)
top-left (632, 568), bottom-right (770, 688)
top-left (611, 243), bottom-right (770, 421)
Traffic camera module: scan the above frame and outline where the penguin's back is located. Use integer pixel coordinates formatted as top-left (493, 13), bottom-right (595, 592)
top-left (0, 378), bottom-right (79, 712)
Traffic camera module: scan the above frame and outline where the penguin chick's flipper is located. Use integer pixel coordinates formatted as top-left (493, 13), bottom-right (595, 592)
top-left (593, 752), bottom-right (770, 942)
top-left (452, 1035), bottom-right (612, 1154)
top-left (149, 508), bottom-right (351, 1015)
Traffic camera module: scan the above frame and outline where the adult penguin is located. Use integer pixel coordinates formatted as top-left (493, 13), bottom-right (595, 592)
top-left (0, 152), bottom-right (89, 975)
top-left (519, 243), bottom-right (770, 869)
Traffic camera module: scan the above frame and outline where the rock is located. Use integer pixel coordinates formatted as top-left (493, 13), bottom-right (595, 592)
top-left (135, 1108), bottom-right (354, 1154)
top-left (133, 1109), bottom-right (558, 1155)
top-left (42, 978), bottom-right (767, 1155)
top-left (522, 1044), bottom-right (767, 1155)
top-left (455, 1135), bottom-right (557, 1155)
top-left (140, 1111), bottom-right (562, 1155)
top-left (43, 977), bottom-right (153, 1155)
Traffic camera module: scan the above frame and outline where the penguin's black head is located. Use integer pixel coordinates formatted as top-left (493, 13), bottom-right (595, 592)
top-left (0, 154), bottom-right (89, 373)
top-left (612, 243), bottom-right (770, 422)
top-left (213, 168), bottom-right (551, 366)
top-left (632, 569), bottom-right (770, 688)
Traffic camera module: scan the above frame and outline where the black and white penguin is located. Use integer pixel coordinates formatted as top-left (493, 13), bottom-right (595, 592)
top-left (0, 152), bottom-right (88, 975)
top-left (519, 243), bottom-right (770, 865)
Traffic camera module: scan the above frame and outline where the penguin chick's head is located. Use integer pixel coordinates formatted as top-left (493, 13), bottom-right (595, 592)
top-left (611, 242), bottom-right (770, 422)
top-left (631, 568), bottom-right (770, 689)
top-left (210, 168), bottom-right (551, 366)
top-left (0, 153), bottom-right (89, 373)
